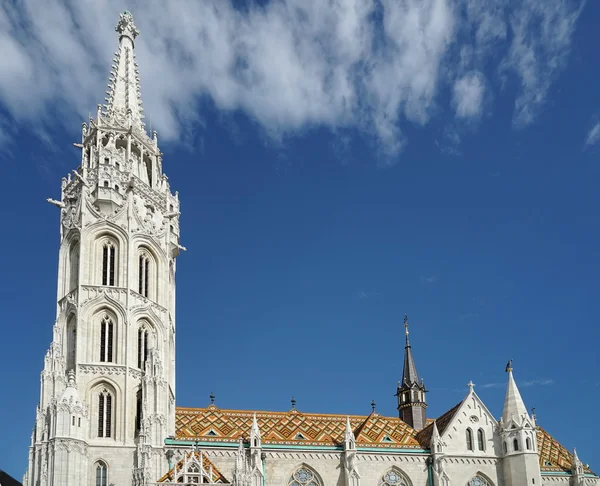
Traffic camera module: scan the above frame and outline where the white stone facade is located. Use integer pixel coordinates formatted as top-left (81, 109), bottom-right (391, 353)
top-left (23, 11), bottom-right (598, 486)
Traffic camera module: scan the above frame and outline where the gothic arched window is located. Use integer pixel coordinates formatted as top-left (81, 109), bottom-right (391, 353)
top-left (477, 428), bottom-right (485, 451)
top-left (288, 466), bottom-right (323, 486)
top-left (97, 388), bottom-right (113, 438)
top-left (513, 438), bottom-right (519, 451)
top-left (379, 468), bottom-right (410, 486)
top-left (466, 428), bottom-right (474, 451)
top-left (137, 322), bottom-right (150, 370)
top-left (66, 315), bottom-right (76, 372)
top-left (101, 239), bottom-right (116, 286)
top-left (503, 441), bottom-right (507, 454)
top-left (95, 461), bottom-right (108, 486)
top-left (138, 251), bottom-right (151, 297)
top-left (526, 437), bottom-right (532, 450)
top-left (467, 475), bottom-right (491, 486)
top-left (69, 240), bottom-right (79, 291)
top-left (99, 315), bottom-right (114, 363)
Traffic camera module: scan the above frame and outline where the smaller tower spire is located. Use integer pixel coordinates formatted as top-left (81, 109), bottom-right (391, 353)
top-left (344, 417), bottom-right (356, 451)
top-left (502, 363), bottom-right (529, 424)
top-left (396, 315), bottom-right (427, 430)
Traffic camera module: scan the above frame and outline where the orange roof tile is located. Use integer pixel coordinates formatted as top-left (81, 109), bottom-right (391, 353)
top-left (537, 427), bottom-right (595, 475)
top-left (175, 406), bottom-right (423, 448)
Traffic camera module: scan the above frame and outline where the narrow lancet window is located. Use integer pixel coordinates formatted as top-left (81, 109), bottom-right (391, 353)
top-left (101, 240), bottom-right (116, 286)
top-left (100, 316), bottom-right (114, 363)
top-left (97, 389), bottom-right (112, 438)
top-left (466, 428), bottom-right (474, 451)
top-left (477, 428), bottom-right (485, 451)
top-left (137, 326), bottom-right (149, 370)
top-left (138, 252), bottom-right (150, 297)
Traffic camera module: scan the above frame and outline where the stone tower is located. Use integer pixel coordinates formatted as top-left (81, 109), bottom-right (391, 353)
top-left (24, 11), bottom-right (182, 486)
top-left (396, 315), bottom-right (427, 430)
top-left (499, 362), bottom-right (542, 486)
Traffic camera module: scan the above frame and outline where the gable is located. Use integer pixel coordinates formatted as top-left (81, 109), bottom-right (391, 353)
top-left (438, 392), bottom-right (500, 456)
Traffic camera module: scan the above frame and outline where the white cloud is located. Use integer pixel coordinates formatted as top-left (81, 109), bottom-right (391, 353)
top-left (453, 72), bottom-right (486, 119)
top-left (420, 275), bottom-right (438, 284)
top-left (586, 122), bottom-right (600, 146)
top-left (500, 0), bottom-right (584, 126)
top-left (0, 0), bottom-right (586, 158)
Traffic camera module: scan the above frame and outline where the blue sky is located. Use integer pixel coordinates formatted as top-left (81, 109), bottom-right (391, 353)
top-left (1, 0), bottom-right (600, 478)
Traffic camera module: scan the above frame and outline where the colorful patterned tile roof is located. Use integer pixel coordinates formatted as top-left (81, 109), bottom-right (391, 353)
top-left (173, 406), bottom-right (596, 477)
top-left (175, 406), bottom-right (423, 448)
top-left (537, 426), bottom-right (594, 475)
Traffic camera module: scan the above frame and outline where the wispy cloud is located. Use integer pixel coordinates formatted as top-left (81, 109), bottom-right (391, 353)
top-left (354, 290), bottom-right (380, 301)
top-left (479, 378), bottom-right (554, 389)
top-left (453, 71), bottom-right (486, 119)
top-left (0, 0), bottom-right (586, 159)
top-left (585, 122), bottom-right (600, 147)
top-left (420, 275), bottom-right (438, 285)
top-left (521, 379), bottom-right (554, 387)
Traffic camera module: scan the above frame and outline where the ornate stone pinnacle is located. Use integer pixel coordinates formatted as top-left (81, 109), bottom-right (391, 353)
top-left (116, 11), bottom-right (140, 41)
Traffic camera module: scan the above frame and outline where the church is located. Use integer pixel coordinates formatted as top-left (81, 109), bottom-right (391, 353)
top-left (23, 12), bottom-right (598, 486)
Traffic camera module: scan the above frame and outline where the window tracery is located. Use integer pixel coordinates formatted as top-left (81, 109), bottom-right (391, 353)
top-left (288, 466), bottom-right (322, 486)
top-left (137, 323), bottom-right (150, 370)
top-left (379, 469), bottom-right (410, 486)
top-left (467, 475), bottom-right (491, 486)
top-left (95, 461), bottom-right (108, 486)
top-left (97, 388), bottom-right (112, 438)
top-left (101, 239), bottom-right (116, 286)
top-left (138, 251), bottom-right (150, 297)
top-left (99, 315), bottom-right (114, 363)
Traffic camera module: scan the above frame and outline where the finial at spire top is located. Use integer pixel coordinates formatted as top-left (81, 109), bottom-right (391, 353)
top-left (371, 400), bottom-right (376, 413)
top-left (291, 396), bottom-right (296, 410)
top-left (209, 392), bottom-right (215, 405)
top-left (116, 11), bottom-right (140, 42)
top-left (505, 359), bottom-right (513, 373)
top-left (467, 380), bottom-right (475, 393)
top-left (404, 314), bottom-right (410, 346)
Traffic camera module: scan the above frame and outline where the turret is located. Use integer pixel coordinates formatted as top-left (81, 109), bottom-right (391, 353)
top-left (499, 361), bottom-right (541, 486)
top-left (396, 315), bottom-right (427, 430)
top-left (430, 421), bottom-right (449, 486)
top-left (572, 449), bottom-right (585, 486)
top-left (249, 414), bottom-right (264, 486)
top-left (343, 417), bottom-right (360, 486)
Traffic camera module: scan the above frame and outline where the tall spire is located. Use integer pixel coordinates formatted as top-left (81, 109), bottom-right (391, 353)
top-left (104, 11), bottom-right (145, 131)
top-left (502, 362), bottom-right (529, 424)
top-left (402, 314), bottom-right (419, 385)
top-left (396, 315), bottom-right (427, 430)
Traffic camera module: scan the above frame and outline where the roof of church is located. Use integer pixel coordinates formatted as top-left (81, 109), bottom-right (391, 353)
top-left (0, 470), bottom-right (22, 486)
top-left (175, 405), bottom-right (423, 448)
top-left (415, 401), bottom-right (462, 447)
top-left (536, 427), bottom-right (594, 474)
top-left (157, 451), bottom-right (228, 483)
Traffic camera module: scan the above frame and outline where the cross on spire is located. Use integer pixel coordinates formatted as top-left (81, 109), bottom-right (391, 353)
top-left (467, 380), bottom-right (475, 392)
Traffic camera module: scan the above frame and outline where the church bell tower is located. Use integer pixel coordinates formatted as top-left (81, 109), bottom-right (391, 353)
top-left (396, 315), bottom-right (427, 430)
top-left (25, 11), bottom-right (183, 486)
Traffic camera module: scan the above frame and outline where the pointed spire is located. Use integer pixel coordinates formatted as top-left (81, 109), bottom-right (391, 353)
top-left (402, 315), bottom-right (419, 385)
top-left (502, 363), bottom-right (530, 424)
top-left (250, 413), bottom-right (261, 446)
top-left (344, 416), bottom-right (356, 451)
top-left (431, 420), bottom-right (442, 453)
top-left (104, 11), bottom-right (145, 131)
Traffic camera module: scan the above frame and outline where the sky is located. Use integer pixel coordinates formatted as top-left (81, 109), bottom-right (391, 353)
top-left (1, 0), bottom-right (599, 479)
